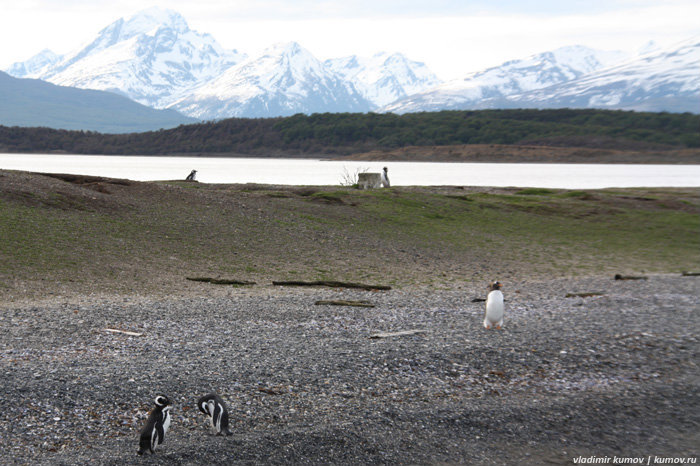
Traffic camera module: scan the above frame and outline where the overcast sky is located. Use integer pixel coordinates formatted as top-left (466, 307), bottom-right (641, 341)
top-left (1, 0), bottom-right (699, 80)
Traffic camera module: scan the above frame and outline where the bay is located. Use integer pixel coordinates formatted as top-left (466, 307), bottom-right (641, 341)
top-left (1, 153), bottom-right (699, 189)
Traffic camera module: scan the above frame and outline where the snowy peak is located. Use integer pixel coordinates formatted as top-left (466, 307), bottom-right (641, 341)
top-left (8, 7), bottom-right (245, 109)
top-left (118, 7), bottom-right (189, 38)
top-left (171, 42), bottom-right (370, 119)
top-left (469, 45), bottom-right (629, 92)
top-left (506, 37), bottom-right (700, 113)
top-left (325, 52), bottom-right (442, 107)
top-left (253, 42), bottom-right (329, 87)
top-left (382, 45), bottom-right (630, 113)
top-left (57, 8), bottom-right (191, 68)
top-left (6, 49), bottom-right (62, 78)
top-left (88, 7), bottom-right (189, 51)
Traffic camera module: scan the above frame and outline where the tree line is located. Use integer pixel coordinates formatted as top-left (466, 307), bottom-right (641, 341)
top-left (1, 109), bottom-right (698, 156)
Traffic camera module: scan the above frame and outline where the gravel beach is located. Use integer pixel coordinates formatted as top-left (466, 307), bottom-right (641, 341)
top-left (1, 274), bottom-right (698, 465)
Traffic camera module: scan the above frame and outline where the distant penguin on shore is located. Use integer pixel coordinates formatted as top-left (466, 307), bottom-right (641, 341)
top-left (197, 393), bottom-right (233, 436)
top-left (484, 281), bottom-right (504, 329)
top-left (138, 395), bottom-right (172, 455)
top-left (381, 167), bottom-right (390, 187)
top-left (185, 169), bottom-right (197, 181)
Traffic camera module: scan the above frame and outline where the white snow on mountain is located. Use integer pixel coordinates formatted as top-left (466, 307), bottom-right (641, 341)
top-left (7, 7), bottom-right (245, 108)
top-left (504, 37), bottom-right (700, 113)
top-left (324, 53), bottom-right (442, 108)
top-left (171, 42), bottom-right (370, 119)
top-left (4, 7), bottom-right (698, 119)
top-left (382, 45), bottom-right (630, 113)
top-left (6, 49), bottom-right (62, 78)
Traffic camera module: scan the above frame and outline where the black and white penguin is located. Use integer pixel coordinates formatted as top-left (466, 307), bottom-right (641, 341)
top-left (197, 393), bottom-right (233, 436)
top-left (484, 281), bottom-right (504, 329)
top-left (137, 395), bottom-right (172, 455)
top-left (185, 169), bottom-right (197, 181)
top-left (381, 166), bottom-right (390, 188)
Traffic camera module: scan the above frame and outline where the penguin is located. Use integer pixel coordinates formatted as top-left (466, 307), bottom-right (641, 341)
top-left (381, 166), bottom-right (390, 188)
top-left (137, 395), bottom-right (172, 455)
top-left (483, 281), bottom-right (504, 329)
top-left (197, 393), bottom-right (233, 436)
top-left (185, 169), bottom-right (197, 181)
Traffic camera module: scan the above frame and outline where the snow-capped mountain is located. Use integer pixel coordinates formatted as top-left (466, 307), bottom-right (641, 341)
top-left (503, 38), bottom-right (700, 113)
top-left (171, 42), bottom-right (370, 119)
top-left (382, 45), bottom-right (629, 113)
top-left (324, 52), bottom-right (442, 108)
top-left (6, 49), bottom-right (62, 78)
top-left (7, 7), bottom-right (245, 108)
top-left (5, 6), bottom-right (698, 122)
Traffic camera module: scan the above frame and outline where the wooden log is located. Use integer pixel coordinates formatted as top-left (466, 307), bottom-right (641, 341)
top-left (314, 300), bottom-right (375, 308)
top-left (565, 292), bottom-right (604, 298)
top-left (369, 329), bottom-right (426, 339)
top-left (614, 274), bottom-right (648, 280)
top-left (273, 280), bottom-right (391, 291)
top-left (187, 277), bottom-right (256, 285)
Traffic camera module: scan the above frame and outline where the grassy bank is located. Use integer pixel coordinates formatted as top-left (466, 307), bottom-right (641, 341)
top-left (0, 170), bottom-right (698, 301)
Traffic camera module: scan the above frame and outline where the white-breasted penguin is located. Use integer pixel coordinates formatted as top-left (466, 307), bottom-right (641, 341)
top-left (484, 281), bottom-right (504, 329)
top-left (137, 395), bottom-right (172, 455)
top-left (185, 169), bottom-right (197, 181)
top-left (381, 166), bottom-right (390, 187)
top-left (197, 393), bottom-right (233, 436)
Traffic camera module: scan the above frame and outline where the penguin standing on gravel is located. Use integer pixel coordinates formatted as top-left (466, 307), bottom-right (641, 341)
top-left (197, 393), bottom-right (233, 436)
top-left (381, 166), bottom-right (390, 188)
top-left (484, 281), bottom-right (504, 329)
top-left (137, 395), bottom-right (172, 455)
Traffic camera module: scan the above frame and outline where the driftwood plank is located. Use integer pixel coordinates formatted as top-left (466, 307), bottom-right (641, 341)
top-left (273, 280), bottom-right (391, 291)
top-left (565, 292), bottom-right (604, 298)
top-left (315, 300), bottom-right (375, 308)
top-left (369, 329), bottom-right (426, 339)
top-left (614, 274), bottom-right (648, 280)
top-left (187, 277), bottom-right (256, 285)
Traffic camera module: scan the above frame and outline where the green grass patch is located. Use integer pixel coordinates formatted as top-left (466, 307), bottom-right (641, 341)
top-left (1, 178), bottom-right (698, 298)
top-left (515, 188), bottom-right (556, 195)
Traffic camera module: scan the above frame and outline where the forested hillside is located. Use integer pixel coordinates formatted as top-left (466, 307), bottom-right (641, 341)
top-left (1, 109), bottom-right (698, 156)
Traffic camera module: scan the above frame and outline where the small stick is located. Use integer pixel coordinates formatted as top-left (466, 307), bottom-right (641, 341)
top-left (273, 280), bottom-right (391, 291)
top-left (187, 277), bottom-right (256, 285)
top-left (315, 300), bottom-right (375, 308)
top-left (104, 328), bottom-right (142, 337)
top-left (369, 329), bottom-right (426, 339)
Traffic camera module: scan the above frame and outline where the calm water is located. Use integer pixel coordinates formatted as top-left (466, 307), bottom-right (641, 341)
top-left (1, 153), bottom-right (699, 189)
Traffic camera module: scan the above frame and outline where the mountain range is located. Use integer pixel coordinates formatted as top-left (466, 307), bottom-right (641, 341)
top-left (3, 7), bottom-right (699, 133)
top-left (383, 38), bottom-right (700, 114)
